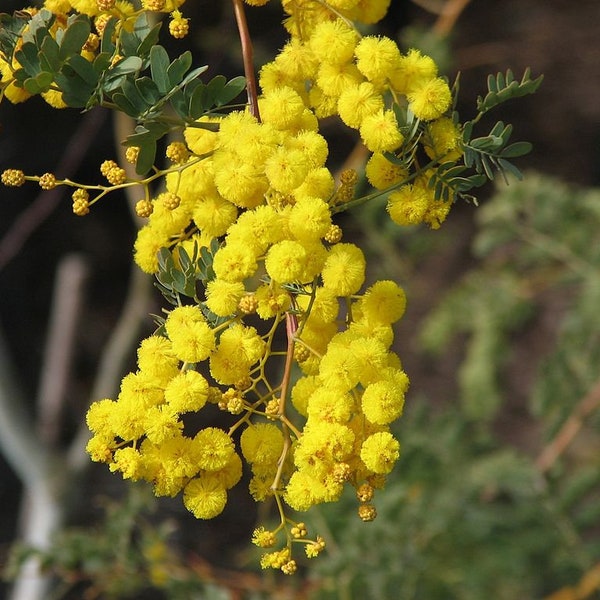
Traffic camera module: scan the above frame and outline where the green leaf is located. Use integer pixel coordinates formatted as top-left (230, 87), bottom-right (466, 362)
top-left (39, 35), bottom-right (60, 72)
top-left (100, 17), bottom-right (117, 55)
top-left (15, 42), bottom-right (40, 76)
top-left (167, 51), bottom-right (192, 87)
top-left (215, 75), bottom-right (246, 106)
top-left (134, 139), bottom-right (157, 175)
top-left (58, 17), bottom-right (90, 60)
top-left (188, 82), bottom-right (207, 119)
top-left (121, 79), bottom-right (149, 114)
top-left (150, 45), bottom-right (170, 94)
top-left (135, 77), bottom-right (160, 107)
top-left (497, 158), bottom-right (524, 181)
top-left (23, 71), bottom-right (53, 94)
top-left (66, 54), bottom-right (98, 87)
top-left (136, 21), bottom-right (162, 58)
top-left (501, 141), bottom-right (532, 158)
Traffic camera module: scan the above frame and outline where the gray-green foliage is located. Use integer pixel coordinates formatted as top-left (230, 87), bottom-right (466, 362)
top-left (0, 9), bottom-right (246, 174)
top-left (304, 174), bottom-right (600, 599)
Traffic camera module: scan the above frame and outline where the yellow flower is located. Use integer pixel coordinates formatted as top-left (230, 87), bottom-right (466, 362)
top-left (360, 431), bottom-right (400, 474)
top-left (321, 243), bottom-right (366, 297)
top-left (365, 152), bottom-right (408, 190)
top-left (387, 183), bottom-right (430, 226)
top-left (240, 423), bottom-right (284, 466)
top-left (337, 82), bottom-right (384, 129)
top-left (183, 474), bottom-right (228, 519)
top-left (205, 279), bottom-right (245, 317)
top-left (357, 280), bottom-right (407, 325)
top-left (265, 240), bottom-right (307, 283)
top-left (260, 87), bottom-right (307, 131)
top-left (212, 241), bottom-right (258, 282)
top-left (424, 117), bottom-right (463, 162)
top-left (390, 48), bottom-right (438, 95)
top-left (361, 378), bottom-right (407, 425)
top-left (164, 370), bottom-right (209, 413)
top-left (408, 77), bottom-right (452, 121)
top-left (309, 19), bottom-right (359, 66)
top-left (354, 36), bottom-right (402, 86)
top-left (359, 109), bottom-right (404, 153)
top-left (137, 335), bottom-right (180, 384)
top-left (288, 196), bottom-right (332, 243)
top-left (193, 427), bottom-right (235, 471)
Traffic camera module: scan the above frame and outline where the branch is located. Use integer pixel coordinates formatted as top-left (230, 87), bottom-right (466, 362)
top-left (535, 378), bottom-right (600, 474)
top-left (232, 0), bottom-right (260, 120)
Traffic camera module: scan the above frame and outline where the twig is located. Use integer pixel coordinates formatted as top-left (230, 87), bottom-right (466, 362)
top-left (535, 378), bottom-right (600, 474)
top-left (232, 0), bottom-right (260, 120)
top-left (433, 0), bottom-right (472, 37)
top-left (0, 107), bottom-right (107, 273)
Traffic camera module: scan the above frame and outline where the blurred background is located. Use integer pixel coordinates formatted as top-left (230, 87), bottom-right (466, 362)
top-left (1, 0), bottom-right (599, 598)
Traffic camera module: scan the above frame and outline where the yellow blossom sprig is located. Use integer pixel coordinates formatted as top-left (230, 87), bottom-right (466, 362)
top-left (1, 0), bottom-right (541, 575)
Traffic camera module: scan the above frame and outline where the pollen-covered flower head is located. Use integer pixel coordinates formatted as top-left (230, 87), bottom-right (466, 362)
top-left (321, 242), bottom-right (366, 297)
top-left (354, 35), bottom-right (402, 87)
top-left (240, 423), bottom-right (284, 466)
top-left (309, 19), bottom-right (359, 66)
top-left (337, 82), bottom-right (385, 129)
top-left (407, 77), bottom-right (452, 121)
top-left (359, 109), bottom-right (404, 153)
top-left (360, 431), bottom-right (400, 474)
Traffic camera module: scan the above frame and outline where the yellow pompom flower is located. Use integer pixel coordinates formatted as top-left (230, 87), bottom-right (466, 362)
top-left (358, 280), bottom-right (407, 325)
top-left (284, 471), bottom-right (328, 511)
top-left (316, 61), bottom-right (363, 98)
top-left (408, 77), bottom-right (452, 121)
top-left (286, 131), bottom-right (329, 170)
top-left (309, 19), bottom-right (359, 66)
top-left (212, 241), bottom-right (258, 282)
top-left (226, 204), bottom-right (285, 254)
top-left (240, 424), bottom-right (284, 466)
top-left (424, 117), bottom-right (463, 162)
top-left (360, 431), bottom-right (400, 474)
top-left (390, 48), bottom-right (438, 95)
top-left (321, 243), bottom-right (366, 297)
top-left (193, 427), bottom-right (235, 471)
top-left (260, 87), bottom-right (307, 131)
top-left (297, 286), bottom-right (339, 323)
top-left (109, 396), bottom-right (147, 441)
top-left (293, 167), bottom-right (335, 201)
top-left (165, 306), bottom-right (216, 363)
top-left (144, 406), bottom-right (184, 444)
top-left (265, 240), bottom-right (307, 283)
top-left (255, 283), bottom-right (291, 319)
top-left (265, 146), bottom-right (310, 194)
top-left (137, 336), bottom-right (180, 384)
top-left (86, 398), bottom-right (117, 434)
top-left (288, 196), bottom-right (332, 242)
top-left (192, 192), bottom-right (238, 238)
top-left (298, 240), bottom-right (328, 282)
top-left (205, 279), bottom-right (245, 316)
top-left (119, 371), bottom-right (164, 407)
top-left (164, 370), bottom-right (209, 413)
top-left (354, 36), bottom-right (402, 86)
top-left (86, 434), bottom-right (115, 463)
top-left (359, 109), bottom-right (403, 153)
top-left (273, 38), bottom-right (318, 83)
top-left (337, 82), bottom-right (385, 129)
top-left (294, 421), bottom-right (355, 467)
top-left (183, 474), bottom-right (228, 519)
top-left (109, 447), bottom-right (144, 480)
top-left (387, 183), bottom-right (430, 226)
top-left (349, 336), bottom-right (390, 386)
top-left (319, 342), bottom-right (362, 392)
top-left (361, 378), bottom-right (407, 425)
top-left (291, 375), bottom-right (320, 417)
top-left (306, 388), bottom-right (354, 423)
top-left (365, 152), bottom-right (408, 190)
top-left (213, 158), bottom-right (268, 208)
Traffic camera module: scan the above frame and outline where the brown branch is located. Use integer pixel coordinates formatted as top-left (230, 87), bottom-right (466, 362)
top-left (232, 0), bottom-right (260, 120)
top-left (535, 378), bottom-right (600, 474)
top-left (433, 0), bottom-right (472, 37)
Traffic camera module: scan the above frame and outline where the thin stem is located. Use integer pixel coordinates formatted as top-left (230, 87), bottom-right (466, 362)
top-left (232, 0), bottom-right (260, 120)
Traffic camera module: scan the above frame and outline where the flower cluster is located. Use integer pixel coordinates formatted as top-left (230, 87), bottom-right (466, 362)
top-left (0, 0), bottom-right (539, 574)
